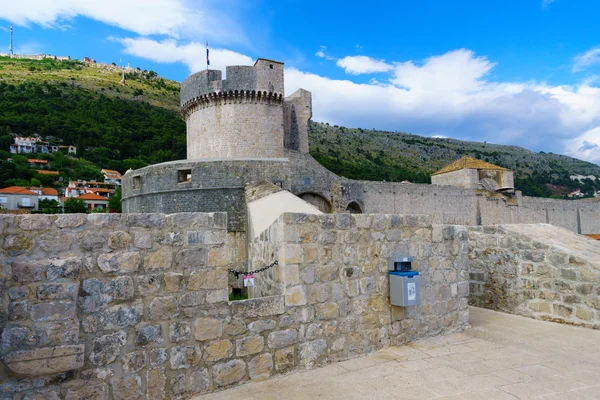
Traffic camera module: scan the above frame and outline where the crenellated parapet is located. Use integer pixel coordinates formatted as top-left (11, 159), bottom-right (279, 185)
top-left (181, 90), bottom-right (284, 120)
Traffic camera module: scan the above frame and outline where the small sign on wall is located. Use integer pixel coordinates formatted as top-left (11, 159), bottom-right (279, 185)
top-left (407, 282), bottom-right (416, 301)
top-left (243, 274), bottom-right (255, 287)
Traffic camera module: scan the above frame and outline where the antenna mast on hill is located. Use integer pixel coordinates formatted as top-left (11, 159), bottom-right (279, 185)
top-left (9, 24), bottom-right (13, 55)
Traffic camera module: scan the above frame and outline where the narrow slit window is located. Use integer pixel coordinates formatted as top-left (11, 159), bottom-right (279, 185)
top-left (133, 175), bottom-right (141, 189)
top-left (178, 169), bottom-right (192, 183)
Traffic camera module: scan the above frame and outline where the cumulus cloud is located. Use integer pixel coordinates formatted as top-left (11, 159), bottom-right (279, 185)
top-left (0, 0), bottom-right (244, 44)
top-left (542, 0), bottom-right (556, 9)
top-left (336, 55), bottom-right (393, 75)
top-left (117, 37), bottom-right (253, 74)
top-left (573, 46), bottom-right (600, 72)
top-left (315, 46), bottom-right (335, 61)
top-left (285, 49), bottom-right (600, 164)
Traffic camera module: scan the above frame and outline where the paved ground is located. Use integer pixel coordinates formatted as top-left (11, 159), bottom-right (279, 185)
top-left (197, 307), bottom-right (600, 400)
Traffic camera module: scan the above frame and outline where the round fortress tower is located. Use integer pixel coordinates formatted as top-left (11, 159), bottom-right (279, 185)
top-left (180, 58), bottom-right (285, 159)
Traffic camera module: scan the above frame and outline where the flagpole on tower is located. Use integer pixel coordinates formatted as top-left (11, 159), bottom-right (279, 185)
top-left (206, 42), bottom-right (210, 71)
top-left (10, 24), bottom-right (13, 55)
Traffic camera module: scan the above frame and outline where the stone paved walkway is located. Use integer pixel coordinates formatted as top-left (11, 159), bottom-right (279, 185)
top-left (196, 307), bottom-right (600, 399)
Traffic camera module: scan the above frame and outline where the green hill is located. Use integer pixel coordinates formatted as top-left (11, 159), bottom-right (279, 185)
top-left (0, 56), bottom-right (599, 198)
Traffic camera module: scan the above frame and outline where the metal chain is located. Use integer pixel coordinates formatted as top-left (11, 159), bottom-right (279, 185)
top-left (228, 260), bottom-right (278, 278)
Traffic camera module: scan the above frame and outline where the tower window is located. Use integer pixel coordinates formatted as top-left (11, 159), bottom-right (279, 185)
top-left (270, 64), bottom-right (273, 69)
top-left (133, 176), bottom-right (141, 189)
top-left (178, 169), bottom-right (192, 183)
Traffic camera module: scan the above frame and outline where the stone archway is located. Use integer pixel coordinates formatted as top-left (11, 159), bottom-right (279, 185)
top-left (297, 192), bottom-right (332, 213)
top-left (346, 201), bottom-right (363, 214)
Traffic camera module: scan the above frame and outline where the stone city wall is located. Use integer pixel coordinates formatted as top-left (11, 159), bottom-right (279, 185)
top-left (1, 212), bottom-right (469, 399)
top-left (468, 224), bottom-right (600, 329)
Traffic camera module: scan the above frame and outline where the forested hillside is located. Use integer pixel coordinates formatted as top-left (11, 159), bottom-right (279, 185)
top-left (1, 56), bottom-right (599, 198)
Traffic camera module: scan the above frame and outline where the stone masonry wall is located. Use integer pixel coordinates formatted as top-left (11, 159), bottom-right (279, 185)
top-left (468, 224), bottom-right (600, 329)
top-left (1, 212), bottom-right (469, 399)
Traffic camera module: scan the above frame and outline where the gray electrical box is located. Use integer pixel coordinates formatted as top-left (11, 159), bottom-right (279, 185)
top-left (389, 272), bottom-right (420, 306)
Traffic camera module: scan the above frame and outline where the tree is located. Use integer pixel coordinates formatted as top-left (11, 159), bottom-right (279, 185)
top-left (64, 197), bottom-right (87, 213)
top-left (108, 187), bottom-right (122, 213)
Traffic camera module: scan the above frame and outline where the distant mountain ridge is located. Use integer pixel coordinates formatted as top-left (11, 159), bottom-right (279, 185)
top-left (1, 56), bottom-right (599, 198)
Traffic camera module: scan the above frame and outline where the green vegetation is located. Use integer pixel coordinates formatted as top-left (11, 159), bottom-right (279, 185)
top-left (309, 122), bottom-right (600, 197)
top-left (1, 56), bottom-right (599, 199)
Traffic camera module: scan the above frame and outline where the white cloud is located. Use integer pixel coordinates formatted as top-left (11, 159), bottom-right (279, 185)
top-left (573, 46), bottom-right (600, 72)
top-left (117, 37), bottom-right (253, 74)
top-left (0, 0), bottom-right (245, 44)
top-left (315, 46), bottom-right (335, 61)
top-left (336, 55), bottom-right (393, 75)
top-left (542, 0), bottom-right (556, 9)
top-left (285, 49), bottom-right (600, 164)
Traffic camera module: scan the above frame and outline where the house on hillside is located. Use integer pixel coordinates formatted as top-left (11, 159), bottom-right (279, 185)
top-left (0, 186), bottom-right (39, 210)
top-left (9, 136), bottom-right (76, 155)
top-left (77, 193), bottom-right (108, 211)
top-left (66, 181), bottom-right (116, 199)
top-left (101, 169), bottom-right (122, 186)
top-left (30, 187), bottom-right (60, 202)
top-left (431, 156), bottom-right (515, 192)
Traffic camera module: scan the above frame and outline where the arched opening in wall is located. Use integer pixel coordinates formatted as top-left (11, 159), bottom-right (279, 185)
top-left (298, 192), bottom-right (332, 213)
top-left (346, 201), bottom-right (363, 214)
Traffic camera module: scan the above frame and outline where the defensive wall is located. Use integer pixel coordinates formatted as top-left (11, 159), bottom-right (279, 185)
top-left (0, 213), bottom-right (469, 399)
top-left (468, 224), bottom-right (600, 328)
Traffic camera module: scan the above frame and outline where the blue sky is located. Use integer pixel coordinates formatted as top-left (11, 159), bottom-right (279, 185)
top-left (2, 0), bottom-right (600, 164)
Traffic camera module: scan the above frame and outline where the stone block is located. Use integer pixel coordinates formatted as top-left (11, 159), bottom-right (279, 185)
top-left (175, 248), bottom-right (208, 267)
top-left (101, 301), bottom-right (144, 330)
top-left (248, 353), bottom-right (273, 380)
top-left (299, 339), bottom-right (327, 367)
top-left (47, 257), bottom-right (82, 280)
top-left (76, 231), bottom-right (106, 251)
top-left (169, 321), bottom-right (192, 343)
top-left (137, 274), bottom-right (161, 295)
top-left (529, 302), bottom-right (551, 313)
top-left (149, 296), bottom-right (179, 321)
top-left (90, 331), bottom-right (126, 366)
top-left (188, 230), bottom-right (226, 245)
top-left (223, 319), bottom-right (247, 336)
top-left (316, 264), bottom-right (338, 282)
top-left (111, 374), bottom-right (142, 400)
top-left (31, 301), bottom-right (76, 322)
top-left (108, 231), bottom-right (131, 250)
top-left (65, 383), bottom-right (108, 400)
top-left (179, 290), bottom-right (206, 307)
top-left (4, 344), bottom-right (84, 377)
top-left (554, 304), bottom-right (573, 318)
top-left (37, 282), bottom-right (78, 300)
top-left (133, 232), bottom-right (152, 249)
top-left (561, 268), bottom-right (578, 280)
top-left (170, 345), bottom-right (201, 369)
top-left (315, 302), bottom-right (339, 319)
top-left (3, 234), bottom-right (34, 255)
top-left (170, 374), bottom-right (186, 396)
top-left (38, 231), bottom-right (73, 252)
top-left (576, 307), bottom-right (595, 321)
top-left (188, 268), bottom-right (227, 290)
top-left (248, 319), bottom-right (276, 333)
top-left (147, 367), bottom-right (167, 400)
top-left (122, 350), bottom-right (147, 374)
top-left (231, 296), bottom-right (285, 318)
top-left (207, 288), bottom-right (229, 304)
top-left (149, 347), bottom-right (168, 366)
top-left (126, 213), bottom-right (167, 228)
top-left (236, 335), bottom-right (264, 357)
top-left (275, 346), bottom-right (295, 371)
top-left (144, 248), bottom-right (173, 270)
top-left (55, 214), bottom-right (87, 229)
top-left (204, 339), bottom-right (233, 362)
top-left (18, 215), bottom-right (54, 231)
top-left (33, 321), bottom-right (79, 346)
top-left (285, 285), bottom-right (307, 307)
top-left (188, 368), bottom-right (210, 395)
top-left (164, 273), bottom-right (185, 293)
top-left (9, 285), bottom-right (29, 300)
top-left (212, 359), bottom-right (246, 387)
top-left (194, 318), bottom-right (223, 341)
top-left (12, 260), bottom-right (43, 282)
top-left (9, 300), bottom-right (29, 320)
top-left (268, 329), bottom-right (297, 349)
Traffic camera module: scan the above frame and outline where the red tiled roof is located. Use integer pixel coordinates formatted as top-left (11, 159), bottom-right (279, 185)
top-left (583, 234), bottom-right (600, 240)
top-left (77, 193), bottom-right (109, 201)
top-left (28, 159), bottom-right (48, 164)
top-left (41, 188), bottom-right (58, 196)
top-left (0, 186), bottom-right (39, 195)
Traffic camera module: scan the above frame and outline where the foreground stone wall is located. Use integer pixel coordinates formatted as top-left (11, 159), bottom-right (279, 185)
top-left (1, 212), bottom-right (468, 399)
top-left (469, 224), bottom-right (600, 329)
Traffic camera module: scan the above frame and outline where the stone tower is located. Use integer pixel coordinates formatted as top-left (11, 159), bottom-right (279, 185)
top-left (180, 58), bottom-right (285, 159)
